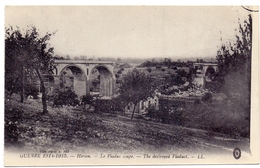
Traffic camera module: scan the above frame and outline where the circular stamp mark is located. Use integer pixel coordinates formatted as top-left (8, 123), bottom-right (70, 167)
top-left (233, 147), bottom-right (241, 159)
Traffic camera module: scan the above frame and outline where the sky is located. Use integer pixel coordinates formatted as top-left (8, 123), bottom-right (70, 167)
top-left (5, 6), bottom-right (252, 59)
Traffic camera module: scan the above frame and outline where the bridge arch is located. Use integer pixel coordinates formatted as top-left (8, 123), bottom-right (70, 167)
top-left (205, 65), bottom-right (216, 82)
top-left (193, 62), bottom-right (218, 88)
top-left (89, 64), bottom-right (115, 98)
top-left (54, 60), bottom-right (116, 98)
top-left (59, 64), bottom-right (87, 97)
top-left (59, 64), bottom-right (87, 77)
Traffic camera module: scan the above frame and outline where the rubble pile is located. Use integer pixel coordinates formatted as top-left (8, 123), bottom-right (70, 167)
top-left (161, 82), bottom-right (211, 98)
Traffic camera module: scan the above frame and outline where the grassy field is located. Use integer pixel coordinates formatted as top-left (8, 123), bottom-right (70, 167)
top-left (5, 94), bottom-right (249, 155)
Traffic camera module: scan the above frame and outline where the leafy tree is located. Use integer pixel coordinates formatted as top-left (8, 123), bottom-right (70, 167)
top-left (117, 69), bottom-right (155, 119)
top-left (5, 26), bottom-right (55, 114)
top-left (5, 27), bottom-right (26, 100)
top-left (216, 15), bottom-right (252, 118)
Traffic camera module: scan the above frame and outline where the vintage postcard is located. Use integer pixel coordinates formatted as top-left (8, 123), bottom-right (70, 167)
top-left (4, 6), bottom-right (259, 166)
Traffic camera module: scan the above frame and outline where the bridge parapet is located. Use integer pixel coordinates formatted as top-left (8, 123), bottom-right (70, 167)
top-left (54, 60), bottom-right (114, 65)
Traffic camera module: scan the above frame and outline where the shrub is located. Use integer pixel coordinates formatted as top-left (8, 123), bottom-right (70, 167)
top-left (24, 83), bottom-right (39, 99)
top-left (201, 92), bottom-right (213, 102)
top-left (52, 88), bottom-right (80, 107)
top-left (146, 105), bottom-right (158, 118)
top-left (172, 107), bottom-right (184, 125)
top-left (117, 70), bottom-right (122, 74)
top-left (80, 94), bottom-right (93, 107)
top-left (194, 98), bottom-right (201, 105)
top-left (147, 67), bottom-right (152, 73)
top-left (5, 107), bottom-right (23, 144)
top-left (115, 73), bottom-right (120, 78)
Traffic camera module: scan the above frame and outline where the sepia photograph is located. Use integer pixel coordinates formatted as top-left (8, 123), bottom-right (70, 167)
top-left (3, 5), bottom-right (259, 166)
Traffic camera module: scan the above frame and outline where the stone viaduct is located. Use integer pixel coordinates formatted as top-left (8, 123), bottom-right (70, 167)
top-left (53, 60), bottom-right (116, 98)
top-left (193, 62), bottom-right (218, 87)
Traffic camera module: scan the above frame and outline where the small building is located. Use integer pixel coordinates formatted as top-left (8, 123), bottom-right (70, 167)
top-left (124, 95), bottom-right (159, 114)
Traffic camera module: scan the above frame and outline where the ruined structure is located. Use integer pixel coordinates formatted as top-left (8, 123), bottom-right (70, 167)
top-left (193, 63), bottom-right (218, 87)
top-left (125, 95), bottom-right (159, 114)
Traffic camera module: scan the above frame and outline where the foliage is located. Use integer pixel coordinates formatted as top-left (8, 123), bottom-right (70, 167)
top-left (117, 68), bottom-right (155, 119)
top-left (194, 98), bottom-right (201, 105)
top-left (196, 58), bottom-right (204, 63)
top-left (120, 63), bottom-right (131, 68)
top-left (5, 108), bottom-right (23, 144)
top-left (146, 67), bottom-right (152, 73)
top-left (5, 93), bottom-right (250, 151)
top-left (183, 98), bottom-right (250, 138)
top-left (5, 26), bottom-right (55, 75)
top-left (176, 69), bottom-right (188, 77)
top-left (5, 26), bottom-right (55, 114)
top-left (201, 92), bottom-right (213, 102)
top-left (205, 66), bottom-right (216, 80)
top-left (80, 94), bottom-right (94, 110)
top-left (92, 78), bottom-right (100, 87)
top-left (138, 57), bottom-right (191, 68)
top-left (53, 55), bottom-right (65, 60)
top-left (52, 88), bottom-right (80, 107)
top-left (94, 98), bottom-right (125, 114)
top-left (146, 105), bottom-right (159, 119)
top-left (216, 14), bottom-right (252, 116)
top-left (115, 73), bottom-right (120, 78)
top-left (24, 83), bottom-right (39, 99)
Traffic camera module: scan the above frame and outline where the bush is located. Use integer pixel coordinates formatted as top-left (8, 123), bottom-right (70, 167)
top-left (194, 98), bottom-right (201, 105)
top-left (52, 88), bottom-right (80, 107)
top-left (117, 70), bottom-right (122, 74)
top-left (94, 99), bottom-right (115, 113)
top-left (146, 105), bottom-right (158, 118)
top-left (147, 67), bottom-right (152, 73)
top-left (80, 94), bottom-right (93, 107)
top-left (5, 107), bottom-right (23, 144)
top-left (24, 83), bottom-right (39, 99)
top-left (115, 73), bottom-right (120, 78)
top-left (172, 107), bottom-right (184, 126)
top-left (201, 92), bottom-right (213, 102)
